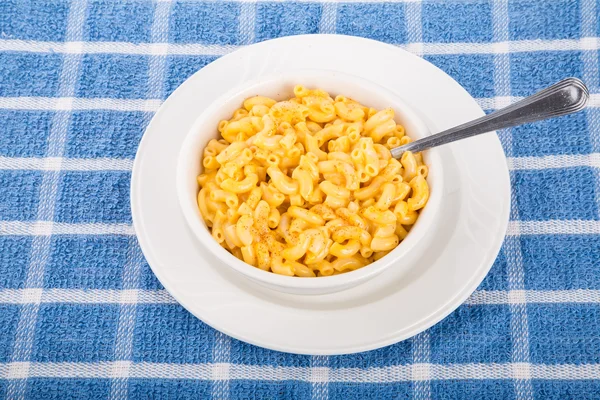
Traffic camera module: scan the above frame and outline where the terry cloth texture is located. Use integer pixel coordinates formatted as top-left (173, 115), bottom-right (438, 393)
top-left (0, 0), bottom-right (599, 399)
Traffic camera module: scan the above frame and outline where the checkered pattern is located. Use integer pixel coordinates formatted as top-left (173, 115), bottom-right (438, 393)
top-left (0, 1), bottom-right (599, 399)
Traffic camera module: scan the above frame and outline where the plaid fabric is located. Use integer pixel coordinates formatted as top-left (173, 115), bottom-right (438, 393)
top-left (0, 0), bottom-right (599, 399)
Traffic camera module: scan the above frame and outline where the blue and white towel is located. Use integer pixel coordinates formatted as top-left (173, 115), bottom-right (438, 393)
top-left (0, 1), bottom-right (599, 399)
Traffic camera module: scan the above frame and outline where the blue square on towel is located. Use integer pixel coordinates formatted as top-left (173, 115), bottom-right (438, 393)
top-left (330, 340), bottom-right (411, 368)
top-left (170, 2), bottom-right (241, 44)
top-left (509, 0), bottom-right (580, 40)
top-left (55, 171), bottom-right (132, 223)
top-left (425, 55), bottom-right (496, 99)
top-left (329, 383), bottom-right (412, 400)
top-left (231, 381), bottom-right (312, 400)
top-left (478, 244), bottom-right (509, 291)
top-left (510, 51), bottom-right (583, 97)
top-left (32, 304), bottom-right (119, 362)
top-left (430, 304), bottom-right (512, 364)
top-left (0, 53), bottom-right (62, 97)
top-left (255, 3), bottom-right (321, 42)
top-left (139, 260), bottom-right (163, 290)
top-left (532, 381), bottom-right (600, 400)
top-left (432, 380), bottom-right (515, 400)
top-left (26, 379), bottom-right (111, 400)
top-left (0, 237), bottom-right (31, 289)
top-left (0, 171), bottom-right (42, 221)
top-left (513, 167), bottom-right (599, 221)
top-left (86, 0), bottom-right (154, 42)
top-left (165, 55), bottom-right (219, 97)
top-left (45, 236), bottom-right (130, 290)
top-left (229, 338), bottom-right (311, 367)
top-left (0, 111), bottom-right (52, 158)
top-left (422, 1), bottom-right (493, 43)
top-left (0, 0), bottom-right (70, 41)
top-left (132, 305), bottom-right (214, 363)
top-left (129, 380), bottom-right (212, 400)
top-left (66, 111), bottom-right (147, 159)
top-left (337, 3), bottom-right (406, 43)
top-left (598, 0), bottom-right (600, 35)
top-left (0, 305), bottom-right (20, 362)
top-left (78, 54), bottom-right (149, 99)
top-left (510, 112), bottom-right (590, 157)
top-left (529, 304), bottom-right (600, 364)
top-left (522, 235), bottom-right (600, 290)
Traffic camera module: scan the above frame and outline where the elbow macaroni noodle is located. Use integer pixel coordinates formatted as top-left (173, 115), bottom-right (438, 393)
top-left (197, 86), bottom-right (430, 277)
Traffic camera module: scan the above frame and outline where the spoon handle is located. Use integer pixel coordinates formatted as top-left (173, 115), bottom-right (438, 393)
top-left (390, 77), bottom-right (589, 158)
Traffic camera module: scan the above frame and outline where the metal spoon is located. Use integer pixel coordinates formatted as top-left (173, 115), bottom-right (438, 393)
top-left (390, 77), bottom-right (589, 159)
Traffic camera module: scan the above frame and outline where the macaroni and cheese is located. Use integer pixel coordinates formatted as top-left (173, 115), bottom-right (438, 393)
top-left (196, 86), bottom-right (430, 277)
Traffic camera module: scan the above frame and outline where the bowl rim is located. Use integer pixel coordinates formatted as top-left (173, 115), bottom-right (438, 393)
top-left (176, 68), bottom-right (445, 290)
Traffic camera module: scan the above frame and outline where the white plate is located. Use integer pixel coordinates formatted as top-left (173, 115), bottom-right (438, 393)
top-left (131, 34), bottom-right (510, 355)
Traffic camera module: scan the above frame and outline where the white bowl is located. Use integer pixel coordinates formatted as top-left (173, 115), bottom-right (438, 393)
top-left (176, 69), bottom-right (444, 295)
